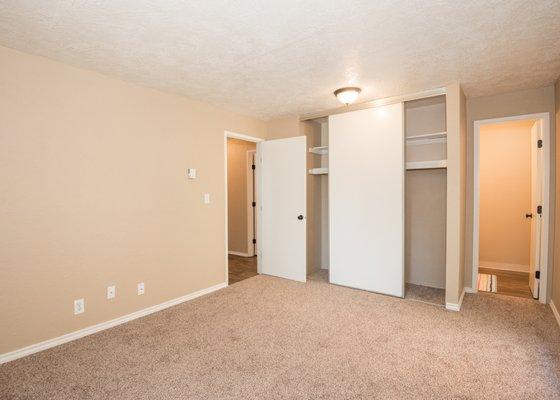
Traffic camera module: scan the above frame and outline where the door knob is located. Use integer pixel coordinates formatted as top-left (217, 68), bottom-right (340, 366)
top-left (525, 213), bottom-right (533, 219)
top-left (297, 215), bottom-right (304, 220)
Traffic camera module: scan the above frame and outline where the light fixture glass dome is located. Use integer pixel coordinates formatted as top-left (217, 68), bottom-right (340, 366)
top-left (334, 87), bottom-right (361, 105)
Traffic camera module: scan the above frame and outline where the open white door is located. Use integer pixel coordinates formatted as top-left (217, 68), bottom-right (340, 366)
top-left (257, 136), bottom-right (307, 282)
top-left (529, 120), bottom-right (542, 299)
top-left (329, 103), bottom-right (405, 297)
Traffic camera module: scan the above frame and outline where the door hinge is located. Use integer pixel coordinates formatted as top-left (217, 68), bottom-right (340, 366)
top-left (535, 271), bottom-right (540, 279)
top-left (252, 238), bottom-right (256, 244)
top-left (537, 205), bottom-right (542, 215)
top-left (252, 164), bottom-right (255, 170)
top-left (537, 139), bottom-right (543, 148)
top-left (252, 201), bottom-right (256, 207)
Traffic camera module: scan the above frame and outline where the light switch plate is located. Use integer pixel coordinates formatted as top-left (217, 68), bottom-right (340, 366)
top-left (107, 285), bottom-right (116, 299)
top-left (74, 298), bottom-right (84, 315)
top-left (187, 168), bottom-right (196, 179)
top-left (204, 193), bottom-right (211, 204)
top-left (137, 282), bottom-right (145, 295)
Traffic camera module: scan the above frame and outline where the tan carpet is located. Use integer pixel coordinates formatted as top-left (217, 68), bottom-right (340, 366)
top-left (1, 274), bottom-right (559, 399)
top-left (405, 283), bottom-right (445, 306)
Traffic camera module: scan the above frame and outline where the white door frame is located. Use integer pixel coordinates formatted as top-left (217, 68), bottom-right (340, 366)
top-left (224, 131), bottom-right (264, 285)
top-left (246, 150), bottom-right (257, 257)
top-left (472, 113), bottom-right (551, 303)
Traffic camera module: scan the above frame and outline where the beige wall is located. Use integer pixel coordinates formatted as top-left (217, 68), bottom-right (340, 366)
top-left (445, 83), bottom-right (467, 305)
top-left (479, 121), bottom-right (533, 269)
top-left (465, 86), bottom-right (556, 299)
top-left (227, 138), bottom-right (256, 255)
top-left (265, 117), bottom-right (301, 141)
top-left (406, 170), bottom-right (447, 288)
top-left (0, 45), bottom-right (267, 354)
top-left (554, 78), bottom-right (560, 308)
top-left (405, 96), bottom-right (447, 136)
top-left (265, 117), bottom-right (322, 274)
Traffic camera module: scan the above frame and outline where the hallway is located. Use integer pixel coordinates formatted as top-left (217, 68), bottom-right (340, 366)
top-left (228, 255), bottom-right (258, 285)
top-left (479, 267), bottom-right (533, 299)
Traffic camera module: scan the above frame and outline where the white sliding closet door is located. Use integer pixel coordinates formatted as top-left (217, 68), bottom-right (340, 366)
top-left (329, 103), bottom-right (405, 297)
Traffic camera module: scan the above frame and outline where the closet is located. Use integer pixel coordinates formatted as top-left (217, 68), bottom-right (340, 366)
top-left (307, 119), bottom-right (329, 273)
top-left (305, 94), bottom-right (447, 302)
top-left (404, 96), bottom-right (447, 294)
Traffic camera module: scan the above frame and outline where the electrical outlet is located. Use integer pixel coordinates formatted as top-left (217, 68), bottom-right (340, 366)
top-left (74, 298), bottom-right (85, 315)
top-left (137, 282), bottom-right (145, 295)
top-left (107, 285), bottom-right (116, 299)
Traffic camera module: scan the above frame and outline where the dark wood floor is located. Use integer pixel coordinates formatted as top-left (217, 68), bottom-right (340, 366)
top-left (479, 267), bottom-right (534, 299)
top-left (228, 254), bottom-right (258, 285)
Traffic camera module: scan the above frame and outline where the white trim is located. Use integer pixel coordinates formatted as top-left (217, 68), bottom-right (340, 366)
top-left (246, 149), bottom-right (256, 257)
top-left (406, 137), bottom-right (447, 146)
top-left (550, 301), bottom-right (560, 328)
top-left (309, 167), bottom-right (328, 175)
top-left (225, 131), bottom-right (264, 143)
top-left (406, 132), bottom-right (447, 146)
top-left (0, 282), bottom-right (227, 365)
top-left (445, 287), bottom-right (466, 311)
top-left (228, 251), bottom-right (252, 257)
top-left (224, 131), bottom-right (264, 283)
top-left (472, 113), bottom-right (551, 303)
top-left (478, 261), bottom-right (529, 273)
top-left (300, 87), bottom-right (446, 121)
top-left (406, 160), bottom-right (447, 170)
top-left (464, 287), bottom-right (477, 294)
top-left (256, 142), bottom-right (263, 275)
top-left (309, 146), bottom-right (328, 155)
top-left (406, 132), bottom-right (447, 141)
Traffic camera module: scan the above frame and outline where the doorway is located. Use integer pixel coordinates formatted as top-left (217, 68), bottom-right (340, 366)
top-left (472, 113), bottom-right (550, 302)
top-left (225, 132), bottom-right (262, 285)
top-left (224, 131), bottom-right (308, 286)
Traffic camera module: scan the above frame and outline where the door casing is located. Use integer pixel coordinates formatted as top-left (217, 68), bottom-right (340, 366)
top-left (224, 131), bottom-right (263, 284)
top-left (472, 113), bottom-right (551, 303)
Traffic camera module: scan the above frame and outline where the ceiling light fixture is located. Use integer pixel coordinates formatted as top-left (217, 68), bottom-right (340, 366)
top-left (334, 87), bottom-right (361, 105)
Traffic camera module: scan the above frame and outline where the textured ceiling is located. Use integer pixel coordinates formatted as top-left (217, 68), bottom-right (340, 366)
top-left (1, 1), bottom-right (559, 120)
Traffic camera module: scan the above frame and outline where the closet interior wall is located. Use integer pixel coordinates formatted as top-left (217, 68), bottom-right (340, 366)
top-left (405, 96), bottom-right (447, 289)
top-left (305, 118), bottom-right (329, 274)
top-left (301, 120), bottom-right (323, 275)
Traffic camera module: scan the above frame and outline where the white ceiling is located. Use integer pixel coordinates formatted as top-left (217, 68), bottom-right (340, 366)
top-left (1, 1), bottom-right (559, 120)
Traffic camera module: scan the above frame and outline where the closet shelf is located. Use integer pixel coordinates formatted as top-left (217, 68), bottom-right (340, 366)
top-left (406, 160), bottom-right (447, 170)
top-left (309, 146), bottom-right (328, 155)
top-left (406, 132), bottom-right (447, 146)
top-left (308, 167), bottom-right (328, 175)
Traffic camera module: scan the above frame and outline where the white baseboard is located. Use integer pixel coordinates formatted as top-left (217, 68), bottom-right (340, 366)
top-left (550, 301), bottom-right (560, 328)
top-left (320, 265), bottom-right (329, 270)
top-left (0, 281), bottom-right (227, 365)
top-left (446, 287), bottom-right (466, 312)
top-left (464, 287), bottom-right (477, 294)
top-left (479, 261), bottom-right (529, 273)
top-left (228, 251), bottom-right (252, 257)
